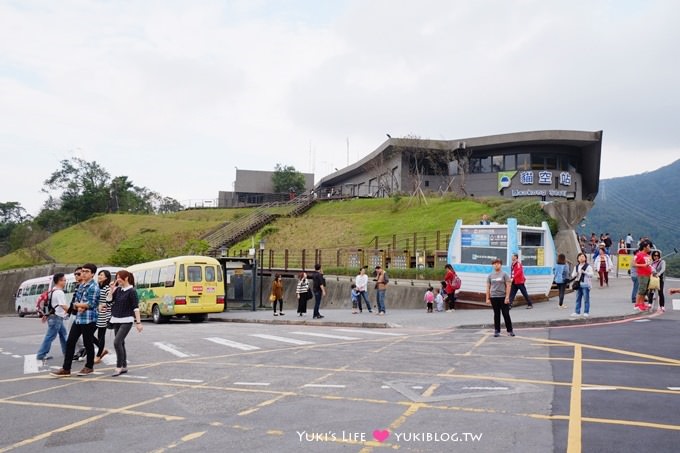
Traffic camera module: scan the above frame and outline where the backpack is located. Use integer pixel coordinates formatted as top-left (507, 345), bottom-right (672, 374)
top-left (452, 275), bottom-right (462, 290)
top-left (40, 290), bottom-right (56, 317)
top-left (382, 272), bottom-right (389, 284)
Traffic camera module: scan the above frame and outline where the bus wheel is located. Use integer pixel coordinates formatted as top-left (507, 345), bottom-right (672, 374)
top-left (17, 308), bottom-right (24, 318)
top-left (189, 314), bottom-right (207, 323)
top-left (152, 305), bottom-right (168, 324)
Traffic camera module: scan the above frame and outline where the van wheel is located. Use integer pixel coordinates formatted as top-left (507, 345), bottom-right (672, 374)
top-left (152, 305), bottom-right (168, 324)
top-left (17, 308), bottom-right (24, 318)
top-left (189, 314), bottom-right (207, 323)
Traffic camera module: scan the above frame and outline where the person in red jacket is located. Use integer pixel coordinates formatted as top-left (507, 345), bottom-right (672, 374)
top-left (443, 264), bottom-right (460, 311)
top-left (509, 253), bottom-right (533, 309)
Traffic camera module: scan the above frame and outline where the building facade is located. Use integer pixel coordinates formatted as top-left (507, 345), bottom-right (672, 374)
top-left (315, 130), bottom-right (602, 202)
top-left (219, 169), bottom-right (315, 207)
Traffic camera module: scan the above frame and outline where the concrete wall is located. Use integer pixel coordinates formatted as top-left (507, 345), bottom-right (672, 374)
top-left (0, 264), bottom-right (78, 315)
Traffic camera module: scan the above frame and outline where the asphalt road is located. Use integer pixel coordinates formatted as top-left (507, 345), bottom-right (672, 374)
top-left (0, 312), bottom-right (678, 453)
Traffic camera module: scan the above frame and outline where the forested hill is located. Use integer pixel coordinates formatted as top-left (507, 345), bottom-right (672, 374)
top-left (581, 159), bottom-right (680, 252)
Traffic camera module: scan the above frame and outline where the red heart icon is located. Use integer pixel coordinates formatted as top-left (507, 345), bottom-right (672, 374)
top-left (372, 430), bottom-right (390, 443)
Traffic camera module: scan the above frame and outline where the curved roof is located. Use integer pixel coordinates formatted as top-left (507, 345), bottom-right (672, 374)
top-left (317, 130), bottom-right (603, 200)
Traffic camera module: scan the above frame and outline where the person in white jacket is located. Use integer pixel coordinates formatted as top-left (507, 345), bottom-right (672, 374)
top-left (593, 243), bottom-right (613, 287)
top-left (571, 252), bottom-right (594, 318)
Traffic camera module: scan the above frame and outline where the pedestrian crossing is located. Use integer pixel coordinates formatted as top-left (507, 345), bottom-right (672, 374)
top-left (9, 329), bottom-right (405, 375)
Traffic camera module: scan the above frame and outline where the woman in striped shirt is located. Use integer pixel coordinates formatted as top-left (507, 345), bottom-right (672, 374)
top-left (94, 270), bottom-right (111, 365)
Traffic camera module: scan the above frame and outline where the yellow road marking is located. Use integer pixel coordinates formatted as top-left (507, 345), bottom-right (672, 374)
top-left (567, 345), bottom-right (582, 453)
top-left (238, 393), bottom-right (293, 416)
top-left (530, 414), bottom-right (680, 431)
top-left (421, 383), bottom-right (439, 398)
top-left (149, 431), bottom-right (207, 453)
top-left (360, 403), bottom-right (423, 453)
top-left (464, 333), bottom-right (491, 356)
top-left (266, 430), bottom-right (284, 436)
top-left (0, 399), bottom-right (183, 421)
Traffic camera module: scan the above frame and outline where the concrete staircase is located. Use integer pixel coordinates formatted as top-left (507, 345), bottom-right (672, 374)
top-left (204, 196), bottom-right (316, 256)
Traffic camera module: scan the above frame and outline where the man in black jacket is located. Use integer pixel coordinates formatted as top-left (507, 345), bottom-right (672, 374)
top-left (311, 263), bottom-right (326, 319)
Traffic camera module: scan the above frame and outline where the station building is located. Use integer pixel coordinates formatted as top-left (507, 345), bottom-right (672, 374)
top-left (315, 130), bottom-right (602, 202)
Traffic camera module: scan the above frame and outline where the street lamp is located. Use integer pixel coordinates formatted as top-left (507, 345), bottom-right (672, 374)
top-left (258, 239), bottom-right (266, 308)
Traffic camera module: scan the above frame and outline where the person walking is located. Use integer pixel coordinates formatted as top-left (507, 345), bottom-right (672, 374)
top-left (94, 270), bottom-right (112, 364)
top-left (570, 253), bottom-right (593, 318)
top-left (593, 244), bottom-right (613, 287)
top-left (51, 263), bottom-right (100, 377)
top-left (295, 272), bottom-right (311, 316)
top-left (553, 254), bottom-right (570, 309)
top-left (485, 258), bottom-right (514, 337)
top-left (271, 274), bottom-right (285, 316)
top-left (443, 264), bottom-right (459, 312)
top-left (509, 253), bottom-right (533, 309)
top-left (629, 259), bottom-right (639, 305)
top-left (107, 270), bottom-right (143, 376)
top-left (374, 265), bottom-right (388, 315)
top-left (634, 241), bottom-right (653, 311)
top-left (648, 251), bottom-right (666, 313)
top-left (355, 267), bottom-right (372, 313)
top-left (36, 273), bottom-right (69, 361)
top-left (311, 264), bottom-right (326, 319)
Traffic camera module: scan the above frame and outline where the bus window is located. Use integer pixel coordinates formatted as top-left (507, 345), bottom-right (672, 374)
top-left (187, 266), bottom-right (202, 282)
top-left (205, 266), bottom-right (216, 282)
top-left (142, 270), bottom-right (154, 289)
top-left (16, 288), bottom-right (23, 298)
top-left (66, 282), bottom-right (76, 293)
top-left (29, 285), bottom-right (38, 296)
top-left (150, 267), bottom-right (162, 288)
top-left (179, 264), bottom-right (185, 282)
top-left (160, 265), bottom-right (176, 287)
top-left (217, 266), bottom-right (223, 282)
top-left (37, 284), bottom-right (48, 294)
top-left (134, 272), bottom-right (147, 289)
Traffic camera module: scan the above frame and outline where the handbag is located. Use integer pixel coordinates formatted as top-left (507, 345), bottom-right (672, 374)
top-left (648, 275), bottom-right (660, 291)
top-left (571, 280), bottom-right (580, 291)
top-left (268, 294), bottom-right (276, 303)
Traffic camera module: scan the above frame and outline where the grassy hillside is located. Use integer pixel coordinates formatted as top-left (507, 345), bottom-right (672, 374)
top-left (0, 209), bottom-right (254, 270)
top-left (229, 197), bottom-right (543, 252)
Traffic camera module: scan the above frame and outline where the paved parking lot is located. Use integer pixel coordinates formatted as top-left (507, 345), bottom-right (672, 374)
top-left (0, 313), bottom-right (678, 452)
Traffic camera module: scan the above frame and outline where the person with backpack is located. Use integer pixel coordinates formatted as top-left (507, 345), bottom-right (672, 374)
top-left (36, 273), bottom-right (69, 361)
top-left (571, 253), bottom-right (593, 318)
top-left (374, 265), bottom-right (388, 315)
top-left (443, 264), bottom-right (461, 312)
top-left (553, 254), bottom-right (570, 309)
top-left (509, 253), bottom-right (534, 309)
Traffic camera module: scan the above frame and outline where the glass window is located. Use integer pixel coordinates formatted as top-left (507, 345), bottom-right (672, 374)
top-left (205, 266), bottom-right (216, 282)
top-left (29, 285), bottom-right (38, 296)
top-left (179, 264), bottom-right (185, 282)
top-left (217, 266), bottom-right (223, 282)
top-left (531, 155), bottom-right (545, 170)
top-left (150, 267), bottom-right (162, 288)
top-left (504, 155), bottom-right (516, 170)
top-left (517, 154), bottom-right (531, 170)
top-left (492, 156), bottom-right (504, 172)
top-left (521, 232), bottom-right (543, 246)
top-left (545, 156), bottom-right (557, 170)
top-left (163, 265), bottom-right (176, 287)
top-left (134, 272), bottom-right (146, 289)
top-left (187, 266), bottom-right (202, 282)
top-left (16, 288), bottom-right (22, 297)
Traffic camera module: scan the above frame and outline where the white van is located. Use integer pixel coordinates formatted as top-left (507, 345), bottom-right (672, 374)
top-left (14, 267), bottom-right (121, 317)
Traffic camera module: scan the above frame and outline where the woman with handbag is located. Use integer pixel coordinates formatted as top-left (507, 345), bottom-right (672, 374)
top-left (296, 272), bottom-right (311, 316)
top-left (271, 274), bottom-right (285, 316)
top-left (570, 253), bottom-right (593, 318)
top-left (553, 254), bottom-right (570, 309)
top-left (594, 243), bottom-right (613, 287)
top-left (648, 251), bottom-right (666, 312)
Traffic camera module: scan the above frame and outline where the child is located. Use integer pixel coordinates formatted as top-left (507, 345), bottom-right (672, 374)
top-left (435, 288), bottom-right (445, 312)
top-left (424, 286), bottom-right (434, 312)
top-left (351, 284), bottom-right (359, 314)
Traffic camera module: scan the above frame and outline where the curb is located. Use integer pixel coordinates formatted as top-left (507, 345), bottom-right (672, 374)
top-left (208, 316), bottom-right (391, 329)
top-left (455, 311), bottom-right (652, 330)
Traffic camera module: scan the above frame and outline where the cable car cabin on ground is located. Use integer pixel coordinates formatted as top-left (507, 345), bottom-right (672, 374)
top-left (127, 256), bottom-right (225, 324)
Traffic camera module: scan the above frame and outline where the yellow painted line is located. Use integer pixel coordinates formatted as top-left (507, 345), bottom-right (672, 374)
top-left (421, 383), bottom-right (439, 398)
top-left (0, 395), bottom-right (171, 453)
top-left (523, 336), bottom-right (680, 365)
top-left (464, 333), bottom-right (491, 356)
top-left (531, 414), bottom-right (680, 431)
top-left (238, 394), bottom-right (292, 416)
top-left (149, 431), bottom-right (207, 453)
top-left (0, 399), bottom-right (184, 421)
top-left (567, 345), bottom-right (582, 453)
top-left (266, 430), bottom-right (284, 436)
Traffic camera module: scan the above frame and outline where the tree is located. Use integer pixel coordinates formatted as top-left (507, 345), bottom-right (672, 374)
top-left (0, 201), bottom-right (30, 255)
top-left (272, 164), bottom-right (306, 194)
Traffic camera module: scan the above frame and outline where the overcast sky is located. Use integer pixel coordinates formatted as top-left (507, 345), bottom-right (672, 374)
top-left (1, 0), bottom-right (678, 214)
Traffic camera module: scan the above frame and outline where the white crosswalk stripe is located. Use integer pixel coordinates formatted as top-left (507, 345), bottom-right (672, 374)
top-left (204, 337), bottom-right (261, 351)
top-left (249, 334), bottom-right (314, 345)
top-left (335, 329), bottom-right (404, 336)
top-left (153, 342), bottom-right (192, 358)
top-left (290, 332), bottom-right (360, 340)
top-left (102, 354), bottom-right (118, 366)
top-left (23, 355), bottom-right (40, 374)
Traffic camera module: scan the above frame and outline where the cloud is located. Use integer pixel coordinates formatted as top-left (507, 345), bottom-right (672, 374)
top-left (1, 0), bottom-right (678, 214)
